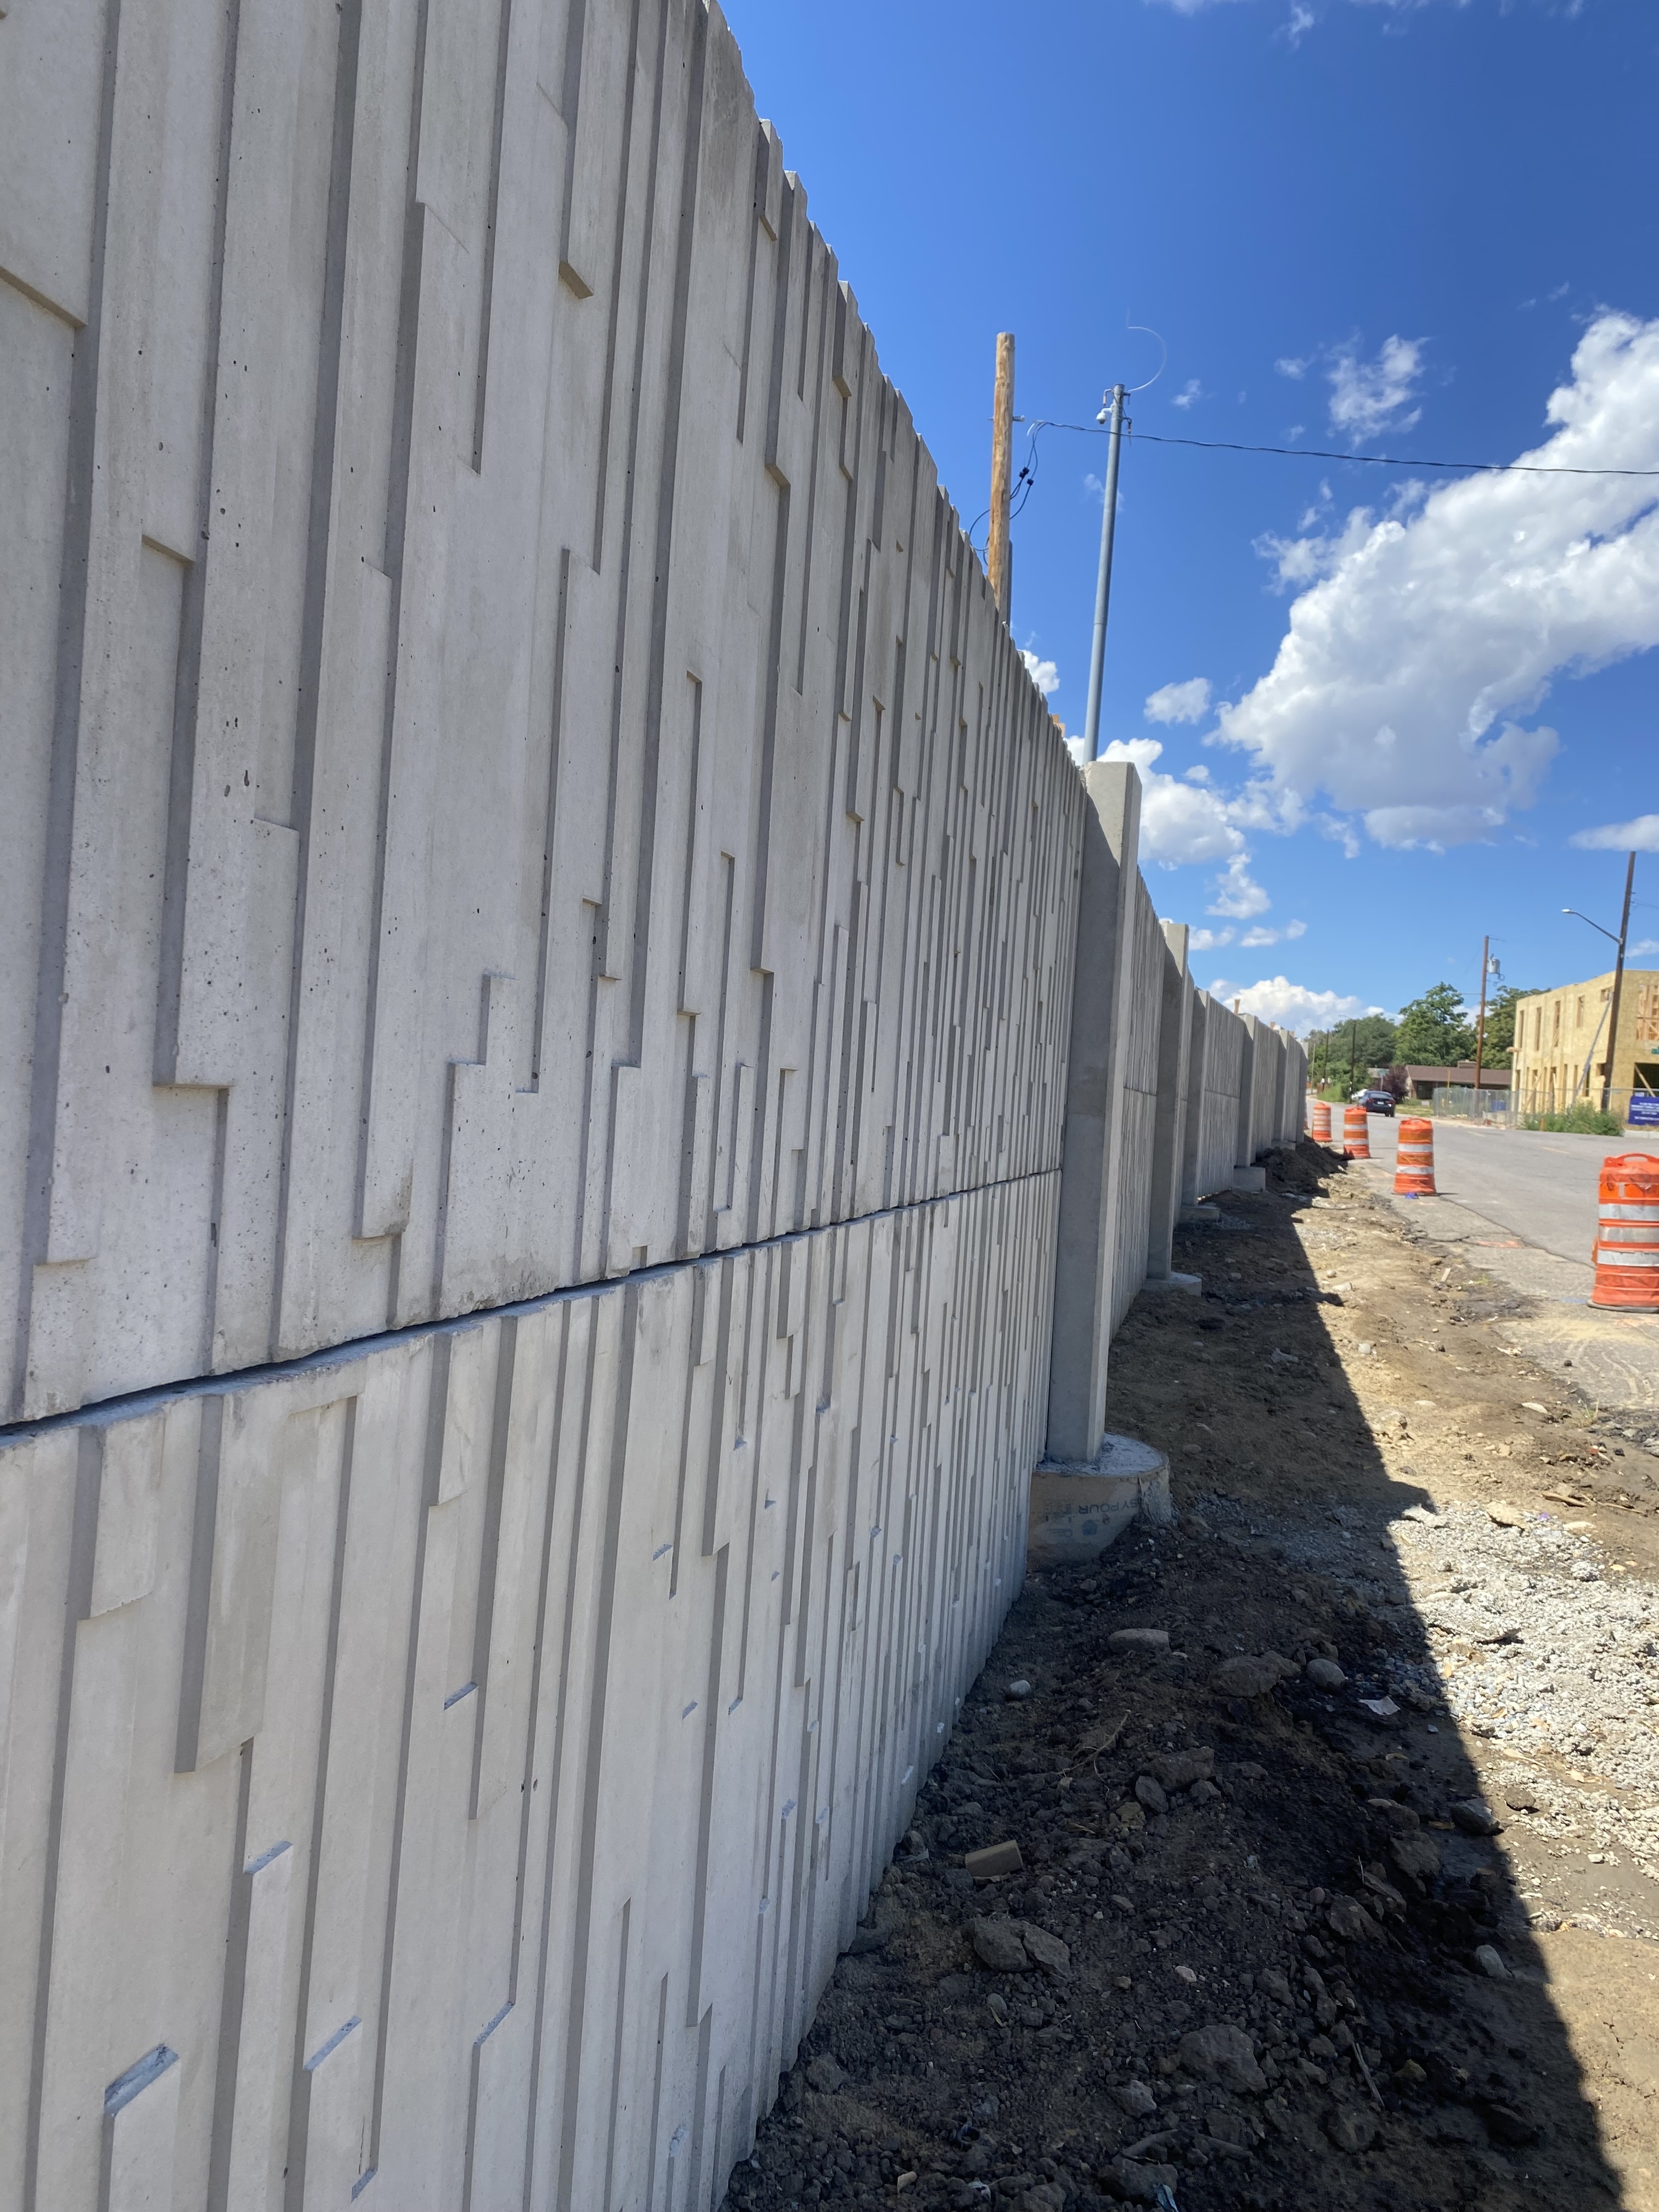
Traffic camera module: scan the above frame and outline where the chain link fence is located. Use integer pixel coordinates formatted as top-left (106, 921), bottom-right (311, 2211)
top-left (1429, 1085), bottom-right (1518, 1125)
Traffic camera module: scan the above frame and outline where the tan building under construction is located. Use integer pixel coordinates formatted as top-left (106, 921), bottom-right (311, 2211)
top-left (1511, 969), bottom-right (1659, 1119)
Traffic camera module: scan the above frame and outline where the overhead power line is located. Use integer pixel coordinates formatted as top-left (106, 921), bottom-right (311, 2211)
top-left (1013, 415), bottom-right (1659, 477)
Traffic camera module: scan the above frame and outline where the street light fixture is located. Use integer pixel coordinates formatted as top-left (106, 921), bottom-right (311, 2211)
top-left (1562, 906), bottom-right (1619, 946)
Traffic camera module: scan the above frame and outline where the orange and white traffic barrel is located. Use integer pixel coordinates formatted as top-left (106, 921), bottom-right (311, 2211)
top-left (1343, 1105), bottom-right (1370, 1160)
top-left (1393, 1116), bottom-right (1436, 1196)
top-left (1311, 1101), bottom-right (1332, 1144)
top-left (1590, 1153), bottom-right (1659, 1311)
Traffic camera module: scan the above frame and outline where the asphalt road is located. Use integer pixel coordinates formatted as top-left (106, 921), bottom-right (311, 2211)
top-left (1358, 1114), bottom-right (1659, 1266)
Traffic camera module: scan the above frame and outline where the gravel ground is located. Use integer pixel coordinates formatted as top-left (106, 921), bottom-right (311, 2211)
top-left (718, 1144), bottom-right (1659, 2212)
top-left (1226, 1489), bottom-right (1659, 1931)
top-left (1396, 1506), bottom-right (1659, 1905)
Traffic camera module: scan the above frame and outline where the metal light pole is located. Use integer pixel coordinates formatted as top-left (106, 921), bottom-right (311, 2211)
top-left (1081, 383), bottom-right (1127, 761)
top-left (1472, 935), bottom-right (1491, 1109)
top-left (1604, 853), bottom-right (1637, 1114)
top-left (1564, 850), bottom-right (1637, 1115)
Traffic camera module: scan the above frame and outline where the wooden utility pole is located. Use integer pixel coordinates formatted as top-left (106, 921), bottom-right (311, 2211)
top-left (1472, 934), bottom-right (1490, 1106)
top-left (1601, 850), bottom-right (1637, 1114)
top-left (988, 332), bottom-right (1015, 616)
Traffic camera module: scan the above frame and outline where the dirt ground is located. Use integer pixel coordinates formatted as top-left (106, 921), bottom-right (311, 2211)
top-left (719, 1141), bottom-right (1659, 2212)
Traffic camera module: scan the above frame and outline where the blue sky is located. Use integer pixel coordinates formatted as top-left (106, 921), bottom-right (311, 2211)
top-left (720, 0), bottom-right (1659, 1032)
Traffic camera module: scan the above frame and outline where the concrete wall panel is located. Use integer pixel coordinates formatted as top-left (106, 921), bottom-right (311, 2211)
top-left (1, 2), bottom-right (1268, 2202)
top-left (0, 1174), bottom-right (1054, 2211)
top-left (1248, 1019), bottom-right (1282, 1162)
top-left (1107, 874), bottom-right (1165, 1336)
top-left (1180, 1006), bottom-right (1306, 1202)
top-left (1188, 994), bottom-right (1245, 1204)
top-left (2, 0), bottom-right (1084, 1423)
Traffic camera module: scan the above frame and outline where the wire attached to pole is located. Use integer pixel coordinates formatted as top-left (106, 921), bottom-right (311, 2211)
top-left (1014, 416), bottom-right (1659, 478)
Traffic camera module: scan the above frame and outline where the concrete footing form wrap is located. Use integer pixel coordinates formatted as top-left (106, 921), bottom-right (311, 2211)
top-left (0, 1), bottom-right (1304, 2203)
top-left (1026, 1434), bottom-right (1173, 1569)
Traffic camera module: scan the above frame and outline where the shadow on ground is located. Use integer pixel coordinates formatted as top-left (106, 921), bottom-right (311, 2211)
top-left (720, 1143), bottom-right (1641, 2212)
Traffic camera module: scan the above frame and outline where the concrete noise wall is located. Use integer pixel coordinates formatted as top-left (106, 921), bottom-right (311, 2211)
top-left (1178, 997), bottom-right (1306, 1208)
top-left (0, 0), bottom-right (1081, 1427)
top-left (0, 1180), bottom-right (1056, 2211)
top-left (0, 0), bottom-right (1312, 2202)
top-left (1108, 873), bottom-right (1169, 1338)
top-left (0, 0), bottom-right (1091, 2204)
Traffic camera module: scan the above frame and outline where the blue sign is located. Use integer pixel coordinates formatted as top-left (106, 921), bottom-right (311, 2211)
top-left (1629, 1092), bottom-right (1659, 1128)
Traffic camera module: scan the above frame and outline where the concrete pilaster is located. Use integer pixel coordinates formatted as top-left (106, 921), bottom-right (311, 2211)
top-left (1045, 763), bottom-right (1141, 1465)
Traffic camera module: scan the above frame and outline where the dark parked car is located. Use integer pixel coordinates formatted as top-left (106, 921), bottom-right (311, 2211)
top-left (1353, 1087), bottom-right (1396, 1116)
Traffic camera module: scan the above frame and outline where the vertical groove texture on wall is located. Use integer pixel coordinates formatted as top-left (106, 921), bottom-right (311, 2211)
top-left (1180, 998), bottom-right (1305, 1209)
top-left (0, 1178), bottom-right (1057, 2210)
top-left (1191, 1000), bottom-right (1246, 1204)
top-left (0, 0), bottom-right (1317, 2199)
top-left (0, 0), bottom-right (1082, 1425)
top-left (0, 0), bottom-right (1090, 2202)
top-left (1109, 875), bottom-right (1167, 1336)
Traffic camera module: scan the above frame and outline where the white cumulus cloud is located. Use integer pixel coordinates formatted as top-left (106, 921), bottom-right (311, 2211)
top-left (1570, 814), bottom-right (1659, 851)
top-left (1205, 978), bottom-right (1384, 1037)
top-left (1145, 677), bottom-right (1213, 725)
top-left (1100, 738), bottom-right (1246, 866)
top-left (1187, 927), bottom-right (1234, 951)
top-left (1207, 853), bottom-right (1272, 917)
top-left (1020, 649), bottom-right (1060, 697)
top-left (1217, 312), bottom-right (1659, 851)
top-left (1327, 335), bottom-right (1426, 437)
top-left (1239, 919), bottom-right (1307, 946)
top-left (1173, 379), bottom-right (1205, 410)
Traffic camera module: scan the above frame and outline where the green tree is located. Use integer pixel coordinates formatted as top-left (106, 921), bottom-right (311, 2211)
top-left (1476, 983), bottom-right (1537, 1069)
top-left (1395, 983), bottom-right (1476, 1066)
top-left (1308, 1014), bottom-right (1399, 1087)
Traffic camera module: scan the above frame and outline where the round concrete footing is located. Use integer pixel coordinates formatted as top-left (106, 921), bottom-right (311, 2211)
top-left (1027, 1433), bottom-right (1172, 1568)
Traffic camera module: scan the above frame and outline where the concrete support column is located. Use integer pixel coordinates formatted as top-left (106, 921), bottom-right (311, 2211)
top-left (1145, 921), bottom-right (1192, 1280)
top-left (1179, 992), bottom-right (1209, 1208)
top-left (1045, 762), bottom-right (1141, 1464)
